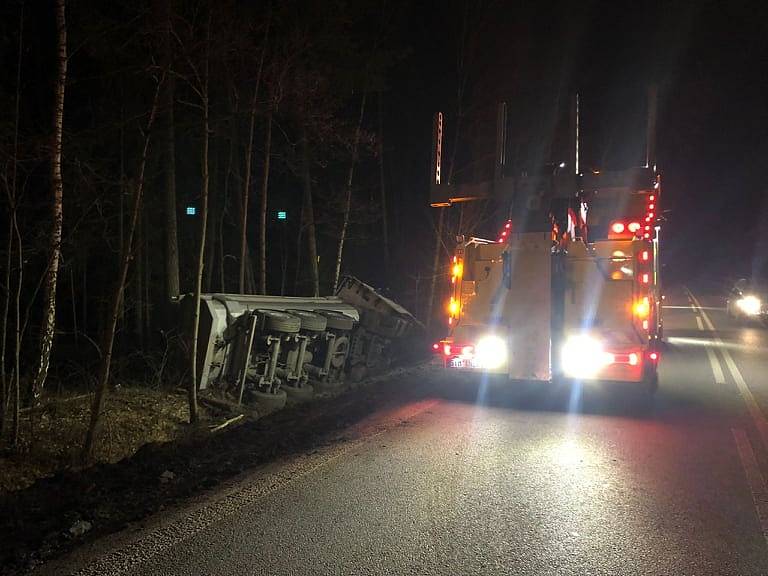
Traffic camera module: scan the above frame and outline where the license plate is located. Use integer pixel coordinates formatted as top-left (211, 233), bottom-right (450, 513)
top-left (450, 358), bottom-right (476, 369)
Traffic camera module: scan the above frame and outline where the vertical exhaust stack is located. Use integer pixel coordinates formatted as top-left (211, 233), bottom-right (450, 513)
top-left (430, 111), bottom-right (450, 207)
top-left (570, 93), bottom-right (580, 175)
top-left (495, 102), bottom-right (507, 182)
top-left (646, 84), bottom-right (658, 170)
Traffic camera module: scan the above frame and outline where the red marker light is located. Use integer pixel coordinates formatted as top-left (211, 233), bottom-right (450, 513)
top-left (432, 343), bottom-right (439, 351)
top-left (641, 250), bottom-right (649, 261)
top-left (642, 273), bottom-right (649, 284)
top-left (611, 222), bottom-right (626, 234)
top-left (443, 344), bottom-right (452, 356)
top-left (644, 233), bottom-right (650, 239)
top-left (642, 320), bottom-right (649, 330)
top-left (649, 195), bottom-right (655, 201)
top-left (648, 204), bottom-right (655, 210)
top-left (505, 222), bottom-right (511, 229)
top-left (645, 225), bottom-right (651, 231)
top-left (647, 212), bottom-right (654, 219)
top-left (649, 351), bottom-right (659, 361)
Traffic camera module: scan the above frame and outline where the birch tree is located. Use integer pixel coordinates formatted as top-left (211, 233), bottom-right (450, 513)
top-left (30, 0), bottom-right (67, 404)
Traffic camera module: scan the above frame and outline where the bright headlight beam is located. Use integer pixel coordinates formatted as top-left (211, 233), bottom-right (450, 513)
top-left (737, 295), bottom-right (762, 316)
top-left (475, 334), bottom-right (507, 369)
top-left (561, 335), bottom-right (612, 379)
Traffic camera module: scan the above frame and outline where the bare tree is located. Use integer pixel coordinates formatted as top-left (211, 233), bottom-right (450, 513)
top-left (30, 0), bottom-right (67, 404)
top-left (258, 109), bottom-right (272, 294)
top-left (239, 17), bottom-right (270, 294)
top-left (161, 0), bottom-right (180, 302)
top-left (83, 77), bottom-right (164, 459)
top-left (332, 92), bottom-right (367, 293)
top-left (300, 128), bottom-right (320, 296)
top-left (0, 1), bottom-right (25, 438)
top-left (187, 11), bottom-right (214, 425)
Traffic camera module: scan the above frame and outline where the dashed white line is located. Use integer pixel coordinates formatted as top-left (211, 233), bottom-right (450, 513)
top-left (688, 289), bottom-right (768, 454)
top-left (694, 315), bottom-right (726, 384)
top-left (732, 428), bottom-right (768, 546)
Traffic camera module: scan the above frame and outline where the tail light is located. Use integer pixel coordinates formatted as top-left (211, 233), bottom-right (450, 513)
top-left (611, 222), bottom-right (625, 234)
top-left (627, 221), bottom-right (641, 233)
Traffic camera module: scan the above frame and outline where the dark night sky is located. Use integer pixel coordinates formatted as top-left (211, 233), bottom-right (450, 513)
top-left (379, 0), bottom-right (768, 292)
top-left (4, 0), bottom-right (768, 302)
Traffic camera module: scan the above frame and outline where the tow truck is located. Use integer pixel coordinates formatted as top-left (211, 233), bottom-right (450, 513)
top-left (430, 93), bottom-right (663, 391)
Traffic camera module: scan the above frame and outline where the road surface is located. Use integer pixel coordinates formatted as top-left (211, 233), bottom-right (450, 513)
top-left (43, 287), bottom-right (768, 575)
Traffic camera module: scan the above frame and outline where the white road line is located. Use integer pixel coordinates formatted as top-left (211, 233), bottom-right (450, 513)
top-left (732, 428), bottom-right (768, 546)
top-left (694, 315), bottom-right (726, 384)
top-left (688, 289), bottom-right (768, 453)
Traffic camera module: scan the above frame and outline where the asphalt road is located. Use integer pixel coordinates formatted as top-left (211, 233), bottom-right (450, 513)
top-left (43, 286), bottom-right (768, 575)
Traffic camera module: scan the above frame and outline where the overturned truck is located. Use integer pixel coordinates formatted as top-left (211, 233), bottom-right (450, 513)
top-left (191, 276), bottom-right (422, 411)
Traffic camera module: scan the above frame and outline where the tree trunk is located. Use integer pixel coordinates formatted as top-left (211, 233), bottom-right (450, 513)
top-left (1, 216), bottom-right (10, 435)
top-left (203, 133), bottom-right (220, 293)
top-left (300, 129), bottom-right (319, 297)
top-left (2, 0), bottom-right (25, 440)
top-left (11, 209), bottom-right (22, 446)
top-left (163, 77), bottom-right (180, 301)
top-left (189, 18), bottom-right (213, 426)
top-left (132, 203), bottom-right (144, 344)
top-left (238, 19), bottom-right (270, 294)
top-left (31, 0), bottom-right (67, 404)
top-left (82, 78), bottom-right (163, 459)
top-left (161, 0), bottom-right (180, 302)
top-left (332, 92), bottom-right (367, 294)
top-left (377, 90), bottom-right (390, 273)
top-left (258, 110), bottom-right (272, 294)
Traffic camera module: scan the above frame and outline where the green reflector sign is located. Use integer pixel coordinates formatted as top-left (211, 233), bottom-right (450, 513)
top-left (186, 206), bottom-right (196, 216)
top-left (277, 211), bottom-right (287, 220)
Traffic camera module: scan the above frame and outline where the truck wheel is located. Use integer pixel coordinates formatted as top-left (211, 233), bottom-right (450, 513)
top-left (315, 310), bottom-right (355, 331)
top-left (249, 388), bottom-right (287, 413)
top-left (283, 382), bottom-right (314, 402)
top-left (287, 310), bottom-right (327, 332)
top-left (259, 310), bottom-right (301, 334)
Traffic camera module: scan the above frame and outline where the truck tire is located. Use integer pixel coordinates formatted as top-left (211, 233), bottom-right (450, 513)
top-left (283, 382), bottom-right (314, 402)
top-left (259, 310), bottom-right (301, 334)
top-left (287, 309), bottom-right (327, 332)
top-left (249, 388), bottom-right (287, 413)
top-left (315, 310), bottom-right (355, 331)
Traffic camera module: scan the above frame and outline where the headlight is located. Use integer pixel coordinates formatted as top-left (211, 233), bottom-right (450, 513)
top-left (737, 295), bottom-right (762, 316)
top-left (474, 335), bottom-right (507, 369)
top-left (561, 335), bottom-right (613, 378)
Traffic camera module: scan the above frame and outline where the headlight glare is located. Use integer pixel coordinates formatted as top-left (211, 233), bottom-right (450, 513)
top-left (474, 335), bottom-right (507, 369)
top-left (737, 295), bottom-right (762, 316)
top-left (561, 335), bottom-right (612, 378)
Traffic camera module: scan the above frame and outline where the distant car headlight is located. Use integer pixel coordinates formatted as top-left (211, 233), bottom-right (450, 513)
top-left (737, 295), bottom-right (762, 316)
top-left (474, 335), bottom-right (507, 369)
top-left (561, 335), bottom-right (613, 378)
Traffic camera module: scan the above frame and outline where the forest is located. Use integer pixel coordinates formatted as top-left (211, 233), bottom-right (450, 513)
top-left (0, 0), bottom-right (446, 478)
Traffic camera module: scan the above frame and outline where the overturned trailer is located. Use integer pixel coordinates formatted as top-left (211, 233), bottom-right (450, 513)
top-left (191, 276), bottom-right (422, 411)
